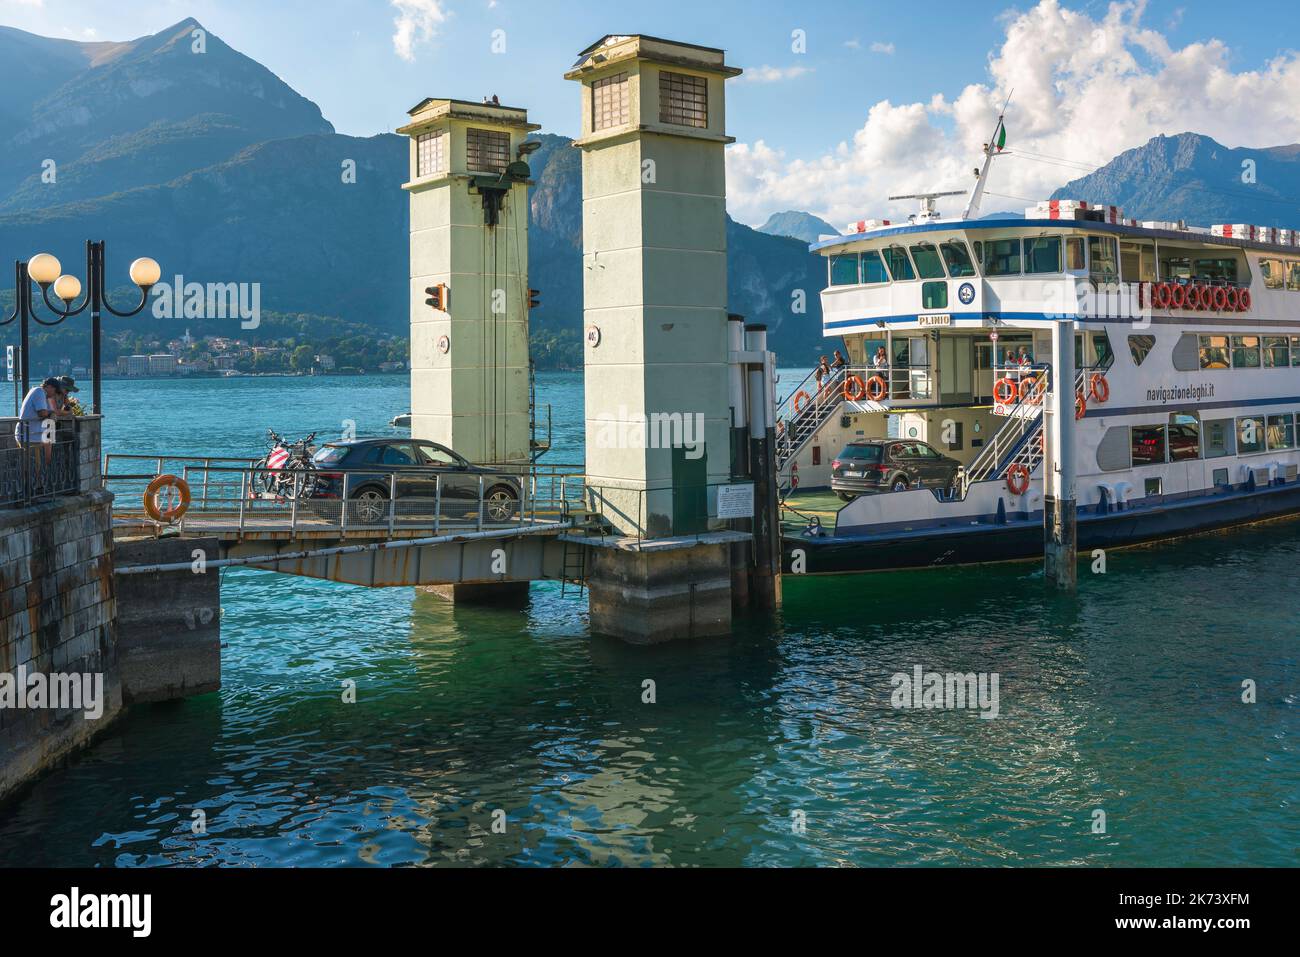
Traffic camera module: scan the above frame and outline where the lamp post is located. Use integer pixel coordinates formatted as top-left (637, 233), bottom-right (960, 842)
top-left (2, 241), bottom-right (159, 413)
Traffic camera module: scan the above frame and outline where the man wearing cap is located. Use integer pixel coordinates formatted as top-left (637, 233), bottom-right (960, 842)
top-left (14, 377), bottom-right (69, 446)
top-left (55, 376), bottom-right (83, 416)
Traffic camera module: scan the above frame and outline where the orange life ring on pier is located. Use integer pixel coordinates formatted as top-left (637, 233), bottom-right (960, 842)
top-left (1020, 376), bottom-right (1044, 405)
top-left (866, 375), bottom-right (889, 401)
top-left (843, 375), bottom-right (867, 402)
top-left (1006, 464), bottom-right (1031, 496)
top-left (1238, 289), bottom-right (1252, 312)
top-left (1089, 374), bottom-right (1110, 404)
top-left (1213, 286), bottom-right (1229, 311)
top-left (144, 474), bottom-right (191, 524)
top-left (1154, 282), bottom-right (1172, 309)
top-left (994, 377), bottom-right (1018, 405)
top-left (794, 390), bottom-right (812, 415)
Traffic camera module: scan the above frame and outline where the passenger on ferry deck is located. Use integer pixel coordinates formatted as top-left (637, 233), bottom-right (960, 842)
top-left (873, 347), bottom-right (888, 370)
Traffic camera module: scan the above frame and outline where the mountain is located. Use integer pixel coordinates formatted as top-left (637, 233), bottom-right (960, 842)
top-left (1050, 132), bottom-right (1300, 227)
top-left (0, 19), bottom-right (332, 209)
top-left (757, 210), bottom-right (841, 244)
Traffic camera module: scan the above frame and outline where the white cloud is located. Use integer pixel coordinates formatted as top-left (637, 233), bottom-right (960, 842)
top-left (844, 39), bottom-right (861, 50)
top-left (870, 41), bottom-right (895, 55)
top-left (741, 64), bottom-right (814, 84)
top-left (726, 0), bottom-right (1300, 227)
top-left (391, 0), bottom-right (450, 62)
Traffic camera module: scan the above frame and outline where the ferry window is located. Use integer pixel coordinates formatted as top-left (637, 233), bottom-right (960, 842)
top-left (940, 241), bottom-right (977, 277)
top-left (1088, 236), bottom-right (1119, 283)
top-left (1128, 334), bottom-right (1157, 366)
top-left (1204, 419), bottom-right (1235, 458)
top-left (1231, 335), bottom-right (1261, 369)
top-left (909, 244), bottom-right (946, 280)
top-left (1199, 335), bottom-right (1230, 369)
top-left (1096, 427), bottom-right (1131, 471)
top-left (830, 254), bottom-right (859, 286)
top-left (1168, 413), bottom-right (1201, 462)
top-left (1145, 477), bottom-right (1163, 497)
top-left (1195, 258), bottom-right (1240, 284)
top-left (1261, 259), bottom-right (1285, 289)
top-left (861, 250), bottom-right (890, 284)
top-left (1066, 237), bottom-right (1086, 271)
top-left (1263, 336), bottom-right (1290, 367)
top-left (1131, 425), bottom-right (1166, 466)
top-left (1237, 416), bottom-right (1266, 455)
top-left (1024, 236), bottom-right (1062, 274)
top-left (1091, 331), bottom-right (1114, 368)
top-left (1162, 256), bottom-right (1192, 281)
top-left (1288, 262), bottom-right (1300, 291)
top-left (1292, 337), bottom-right (1300, 366)
top-left (883, 246), bottom-right (916, 281)
top-left (982, 239), bottom-right (1021, 276)
top-left (922, 281), bottom-right (948, 310)
top-left (1267, 414), bottom-right (1295, 450)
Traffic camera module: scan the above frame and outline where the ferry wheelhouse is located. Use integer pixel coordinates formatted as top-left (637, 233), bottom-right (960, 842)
top-left (780, 177), bottom-right (1300, 574)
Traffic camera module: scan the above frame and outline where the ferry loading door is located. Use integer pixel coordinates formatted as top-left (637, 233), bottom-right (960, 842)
top-left (974, 343), bottom-right (993, 402)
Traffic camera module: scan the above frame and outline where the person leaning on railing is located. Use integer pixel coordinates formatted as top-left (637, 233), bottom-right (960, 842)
top-left (14, 377), bottom-right (72, 472)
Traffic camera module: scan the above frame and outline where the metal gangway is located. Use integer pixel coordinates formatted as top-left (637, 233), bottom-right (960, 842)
top-left (775, 364), bottom-right (920, 471)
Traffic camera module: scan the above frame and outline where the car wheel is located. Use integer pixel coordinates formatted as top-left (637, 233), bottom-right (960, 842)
top-left (891, 477), bottom-right (909, 492)
top-left (484, 485), bottom-right (519, 522)
top-left (351, 487), bottom-right (388, 525)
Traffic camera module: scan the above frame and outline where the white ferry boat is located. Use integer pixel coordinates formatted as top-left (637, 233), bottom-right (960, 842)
top-left (780, 119), bottom-right (1300, 574)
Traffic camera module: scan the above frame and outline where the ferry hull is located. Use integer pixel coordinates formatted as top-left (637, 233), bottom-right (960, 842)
top-left (783, 482), bottom-right (1300, 575)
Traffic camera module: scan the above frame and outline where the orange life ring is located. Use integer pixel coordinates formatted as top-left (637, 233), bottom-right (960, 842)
top-left (1238, 289), bottom-right (1252, 312)
top-left (1154, 282), bottom-right (1172, 309)
top-left (1089, 374), bottom-right (1110, 404)
top-left (1006, 464), bottom-right (1031, 496)
top-left (994, 377), bottom-right (1018, 405)
top-left (1170, 284), bottom-right (1188, 309)
top-left (794, 390), bottom-right (812, 415)
top-left (866, 375), bottom-right (888, 401)
top-left (144, 474), bottom-right (191, 523)
top-left (1195, 284), bottom-right (1211, 311)
top-left (1225, 287), bottom-right (1239, 311)
top-left (1019, 376), bottom-right (1044, 405)
top-left (1213, 286), bottom-right (1229, 311)
top-left (843, 375), bottom-right (867, 401)
top-left (1075, 393), bottom-right (1087, 420)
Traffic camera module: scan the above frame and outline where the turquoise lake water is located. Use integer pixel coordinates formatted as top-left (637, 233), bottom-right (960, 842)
top-left (0, 373), bottom-right (1295, 867)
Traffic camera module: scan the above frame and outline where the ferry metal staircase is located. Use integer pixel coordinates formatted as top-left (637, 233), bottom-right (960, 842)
top-left (776, 369), bottom-right (865, 473)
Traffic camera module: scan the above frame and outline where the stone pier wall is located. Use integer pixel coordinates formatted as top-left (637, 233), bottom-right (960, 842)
top-left (0, 490), bottom-right (122, 804)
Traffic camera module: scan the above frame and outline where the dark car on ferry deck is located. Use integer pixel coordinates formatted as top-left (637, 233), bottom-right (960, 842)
top-left (305, 438), bottom-right (522, 524)
top-left (831, 439), bottom-right (962, 501)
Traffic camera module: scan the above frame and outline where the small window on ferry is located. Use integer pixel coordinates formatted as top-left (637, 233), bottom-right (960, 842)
top-left (1261, 259), bottom-right (1285, 289)
top-left (1292, 337), bottom-right (1300, 366)
top-left (922, 281), bottom-right (948, 310)
top-left (1088, 236), bottom-right (1119, 283)
top-left (909, 244), bottom-right (946, 280)
top-left (1128, 334), bottom-right (1156, 366)
top-left (1024, 236), bottom-right (1062, 274)
top-left (1204, 419), bottom-right (1235, 458)
top-left (1199, 335), bottom-right (1230, 369)
top-left (883, 246), bottom-right (916, 281)
top-left (861, 250), bottom-right (890, 284)
top-left (940, 241), bottom-right (977, 277)
top-left (1131, 425), bottom-right (1166, 466)
top-left (1267, 414), bottom-right (1296, 450)
top-left (1195, 258), bottom-right (1240, 284)
top-left (1288, 262), bottom-right (1300, 291)
top-left (1231, 335), bottom-right (1261, 369)
top-left (1237, 416), bottom-right (1266, 455)
top-left (830, 254), bottom-right (860, 286)
top-left (1168, 413), bottom-right (1201, 462)
top-left (983, 239), bottom-right (1021, 276)
top-left (1263, 336), bottom-right (1290, 367)
top-left (1065, 237), bottom-right (1086, 271)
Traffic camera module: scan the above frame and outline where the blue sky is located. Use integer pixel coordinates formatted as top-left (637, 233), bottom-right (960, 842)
top-left (5, 0), bottom-right (1300, 224)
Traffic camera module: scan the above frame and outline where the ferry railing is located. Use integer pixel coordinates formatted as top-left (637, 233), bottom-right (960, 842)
top-left (961, 366), bottom-right (1052, 497)
top-left (776, 365), bottom-right (924, 470)
top-left (578, 479), bottom-right (757, 544)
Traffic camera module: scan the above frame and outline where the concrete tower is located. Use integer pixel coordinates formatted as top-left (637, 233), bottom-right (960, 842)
top-left (565, 36), bottom-right (742, 536)
top-left (398, 98), bottom-right (540, 465)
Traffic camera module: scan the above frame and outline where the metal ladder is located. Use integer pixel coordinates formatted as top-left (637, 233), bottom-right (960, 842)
top-left (559, 538), bottom-right (587, 598)
top-left (776, 368), bottom-right (849, 471)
